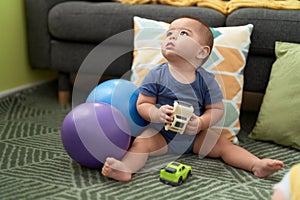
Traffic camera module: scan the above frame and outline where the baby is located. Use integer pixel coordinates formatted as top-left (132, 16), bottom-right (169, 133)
top-left (102, 16), bottom-right (284, 182)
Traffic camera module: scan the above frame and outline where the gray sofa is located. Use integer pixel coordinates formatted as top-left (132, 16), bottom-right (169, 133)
top-left (25, 0), bottom-right (300, 109)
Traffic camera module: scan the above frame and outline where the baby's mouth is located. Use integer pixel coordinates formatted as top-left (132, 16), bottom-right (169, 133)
top-left (165, 42), bottom-right (175, 49)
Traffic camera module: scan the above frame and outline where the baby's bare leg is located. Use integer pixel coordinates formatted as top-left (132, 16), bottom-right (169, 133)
top-left (101, 128), bottom-right (168, 181)
top-left (193, 129), bottom-right (284, 178)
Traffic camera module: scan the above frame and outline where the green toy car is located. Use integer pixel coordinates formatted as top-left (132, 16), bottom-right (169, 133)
top-left (159, 161), bottom-right (192, 186)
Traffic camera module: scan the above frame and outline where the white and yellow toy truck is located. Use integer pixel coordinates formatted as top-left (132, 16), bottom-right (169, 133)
top-left (164, 100), bottom-right (194, 134)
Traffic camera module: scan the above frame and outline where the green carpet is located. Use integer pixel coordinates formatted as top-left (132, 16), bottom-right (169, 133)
top-left (0, 81), bottom-right (299, 200)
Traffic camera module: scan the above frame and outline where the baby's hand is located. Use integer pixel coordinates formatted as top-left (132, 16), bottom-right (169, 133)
top-left (185, 114), bottom-right (201, 135)
top-left (157, 105), bottom-right (174, 124)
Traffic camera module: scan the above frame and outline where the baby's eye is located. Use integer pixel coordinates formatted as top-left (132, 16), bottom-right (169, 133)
top-left (180, 31), bottom-right (189, 36)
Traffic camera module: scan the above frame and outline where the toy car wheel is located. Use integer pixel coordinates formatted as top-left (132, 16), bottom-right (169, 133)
top-left (187, 171), bottom-right (192, 178)
top-left (178, 177), bottom-right (183, 185)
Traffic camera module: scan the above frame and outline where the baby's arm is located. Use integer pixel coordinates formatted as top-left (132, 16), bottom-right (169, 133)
top-left (185, 101), bottom-right (224, 135)
top-left (136, 93), bottom-right (174, 124)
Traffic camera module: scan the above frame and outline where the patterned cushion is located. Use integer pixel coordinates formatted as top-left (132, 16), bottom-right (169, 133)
top-left (130, 16), bottom-right (253, 143)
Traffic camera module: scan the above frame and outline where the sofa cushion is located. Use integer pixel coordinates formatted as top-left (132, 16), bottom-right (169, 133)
top-left (48, 2), bottom-right (226, 43)
top-left (50, 41), bottom-right (133, 77)
top-left (249, 41), bottom-right (300, 150)
top-left (226, 8), bottom-right (300, 56)
top-left (130, 16), bottom-right (254, 143)
top-left (242, 54), bottom-right (275, 94)
top-left (227, 8), bottom-right (300, 95)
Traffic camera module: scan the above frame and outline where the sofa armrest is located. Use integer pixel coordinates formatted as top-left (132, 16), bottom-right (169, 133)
top-left (24, 0), bottom-right (111, 69)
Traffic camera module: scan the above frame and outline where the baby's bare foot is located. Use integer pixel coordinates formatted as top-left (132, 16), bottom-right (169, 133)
top-left (252, 159), bottom-right (284, 178)
top-left (101, 157), bottom-right (132, 182)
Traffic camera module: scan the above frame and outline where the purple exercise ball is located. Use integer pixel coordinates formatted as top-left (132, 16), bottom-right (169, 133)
top-left (61, 102), bottom-right (131, 168)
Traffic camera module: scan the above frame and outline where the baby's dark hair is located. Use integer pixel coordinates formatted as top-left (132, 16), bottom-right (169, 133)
top-left (176, 16), bottom-right (214, 55)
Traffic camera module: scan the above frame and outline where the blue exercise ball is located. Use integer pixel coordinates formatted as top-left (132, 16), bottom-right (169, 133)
top-left (86, 79), bottom-right (148, 137)
top-left (61, 102), bottom-right (131, 168)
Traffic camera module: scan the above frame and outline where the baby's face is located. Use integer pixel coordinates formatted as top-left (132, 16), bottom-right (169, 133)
top-left (161, 18), bottom-right (206, 63)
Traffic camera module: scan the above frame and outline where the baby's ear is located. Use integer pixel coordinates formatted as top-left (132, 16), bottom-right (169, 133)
top-left (196, 46), bottom-right (210, 60)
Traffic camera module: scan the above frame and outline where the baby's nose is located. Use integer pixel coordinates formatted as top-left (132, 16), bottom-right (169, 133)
top-left (170, 31), bottom-right (179, 40)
